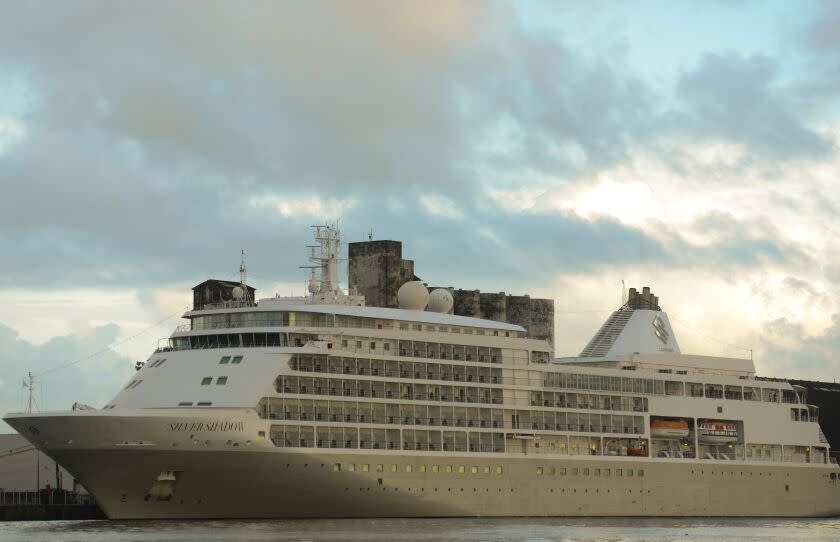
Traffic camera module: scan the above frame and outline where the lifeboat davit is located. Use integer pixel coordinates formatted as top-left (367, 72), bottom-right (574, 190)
top-left (651, 419), bottom-right (690, 438)
top-left (697, 420), bottom-right (738, 444)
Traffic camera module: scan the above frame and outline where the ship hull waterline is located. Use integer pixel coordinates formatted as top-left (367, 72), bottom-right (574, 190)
top-left (6, 411), bottom-right (840, 519)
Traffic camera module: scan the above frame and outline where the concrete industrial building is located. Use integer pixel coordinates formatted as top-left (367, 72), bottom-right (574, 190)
top-left (348, 239), bottom-right (555, 346)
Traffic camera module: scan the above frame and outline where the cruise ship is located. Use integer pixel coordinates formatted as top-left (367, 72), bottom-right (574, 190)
top-left (5, 226), bottom-right (840, 518)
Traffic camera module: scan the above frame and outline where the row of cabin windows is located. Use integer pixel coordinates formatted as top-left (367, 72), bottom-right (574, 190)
top-left (289, 355), bottom-right (503, 384)
top-left (276, 376), bottom-right (503, 404)
top-left (327, 463), bottom-right (645, 478)
top-left (220, 355), bottom-right (243, 364)
top-left (260, 397), bottom-right (644, 433)
top-left (189, 311), bottom-right (524, 338)
top-left (201, 376), bottom-right (228, 385)
top-left (332, 463), bottom-right (505, 475)
top-left (178, 401), bottom-right (213, 406)
top-left (544, 373), bottom-right (801, 404)
top-left (536, 466), bottom-right (643, 477)
top-left (334, 340), bottom-right (505, 364)
top-left (167, 332), bottom-right (287, 351)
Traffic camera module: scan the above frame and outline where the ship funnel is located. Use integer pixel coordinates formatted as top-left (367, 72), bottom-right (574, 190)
top-left (578, 285), bottom-right (678, 358)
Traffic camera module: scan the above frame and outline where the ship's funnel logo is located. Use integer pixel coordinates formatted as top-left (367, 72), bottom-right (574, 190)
top-left (652, 314), bottom-right (669, 344)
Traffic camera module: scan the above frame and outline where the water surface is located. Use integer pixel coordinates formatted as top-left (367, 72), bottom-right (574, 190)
top-left (2, 517), bottom-right (839, 542)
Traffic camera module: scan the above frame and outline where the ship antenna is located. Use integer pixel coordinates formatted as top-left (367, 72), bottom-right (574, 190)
top-left (25, 372), bottom-right (36, 414)
top-left (239, 249), bottom-right (251, 304)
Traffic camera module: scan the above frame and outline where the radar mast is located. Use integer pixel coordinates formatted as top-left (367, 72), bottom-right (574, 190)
top-left (299, 224), bottom-right (365, 306)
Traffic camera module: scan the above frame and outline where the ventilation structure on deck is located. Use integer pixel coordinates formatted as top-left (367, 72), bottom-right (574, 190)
top-left (579, 310), bottom-right (633, 358)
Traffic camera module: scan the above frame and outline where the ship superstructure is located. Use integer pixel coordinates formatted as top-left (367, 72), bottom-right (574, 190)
top-left (4, 227), bottom-right (840, 518)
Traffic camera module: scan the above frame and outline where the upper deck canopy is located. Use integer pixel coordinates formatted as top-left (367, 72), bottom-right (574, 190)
top-left (185, 297), bottom-right (526, 333)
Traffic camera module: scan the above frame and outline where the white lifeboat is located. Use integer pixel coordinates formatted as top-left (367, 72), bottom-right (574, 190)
top-left (651, 419), bottom-right (690, 438)
top-left (697, 421), bottom-right (738, 444)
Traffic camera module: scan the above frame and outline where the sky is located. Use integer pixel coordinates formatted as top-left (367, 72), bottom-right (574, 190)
top-left (1, 0), bottom-right (839, 425)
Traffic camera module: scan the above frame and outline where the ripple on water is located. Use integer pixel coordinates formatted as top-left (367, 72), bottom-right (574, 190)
top-left (1, 517), bottom-right (840, 542)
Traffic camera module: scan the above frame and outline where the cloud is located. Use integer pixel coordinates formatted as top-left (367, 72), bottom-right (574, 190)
top-left (0, 0), bottom-right (839, 391)
top-left (670, 52), bottom-right (833, 163)
top-left (0, 1), bottom-right (497, 194)
top-left (0, 322), bottom-right (135, 429)
top-left (759, 314), bottom-right (840, 380)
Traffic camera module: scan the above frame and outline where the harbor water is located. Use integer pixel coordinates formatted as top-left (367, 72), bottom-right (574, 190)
top-left (2, 517), bottom-right (840, 542)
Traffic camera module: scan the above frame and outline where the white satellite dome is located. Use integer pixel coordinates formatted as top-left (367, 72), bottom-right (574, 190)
top-left (427, 288), bottom-right (453, 313)
top-left (232, 286), bottom-right (245, 300)
top-left (397, 281), bottom-right (429, 311)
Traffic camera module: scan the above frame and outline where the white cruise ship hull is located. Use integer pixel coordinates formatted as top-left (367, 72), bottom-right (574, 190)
top-left (7, 410), bottom-right (840, 519)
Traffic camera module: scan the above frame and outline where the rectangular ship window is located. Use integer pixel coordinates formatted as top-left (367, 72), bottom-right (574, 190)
top-left (418, 465), bottom-right (426, 473)
top-left (201, 377), bottom-right (212, 385)
top-left (197, 401), bottom-right (212, 406)
top-left (333, 464), bottom-right (341, 472)
top-left (536, 467), bottom-right (544, 475)
top-left (483, 466), bottom-right (490, 474)
top-left (216, 377), bottom-right (228, 385)
top-left (558, 467), bottom-right (567, 476)
top-left (432, 465), bottom-right (439, 473)
top-left (405, 465), bottom-right (413, 473)
top-left (376, 464), bottom-right (384, 472)
top-left (638, 469), bottom-right (645, 477)
top-left (219, 356), bottom-right (231, 364)
top-left (471, 466), bottom-right (478, 474)
top-left (445, 466), bottom-right (452, 473)
top-left (348, 464), bottom-right (356, 472)
top-left (496, 466), bottom-right (503, 475)
top-left (232, 356), bottom-right (243, 364)
top-left (627, 469), bottom-right (634, 477)
top-left (390, 464), bottom-right (398, 472)
top-left (582, 468), bottom-right (590, 476)
top-left (603, 469), bottom-right (610, 477)
top-left (458, 465), bottom-right (465, 473)
top-left (362, 464), bottom-right (369, 472)
top-left (178, 402), bottom-right (193, 406)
